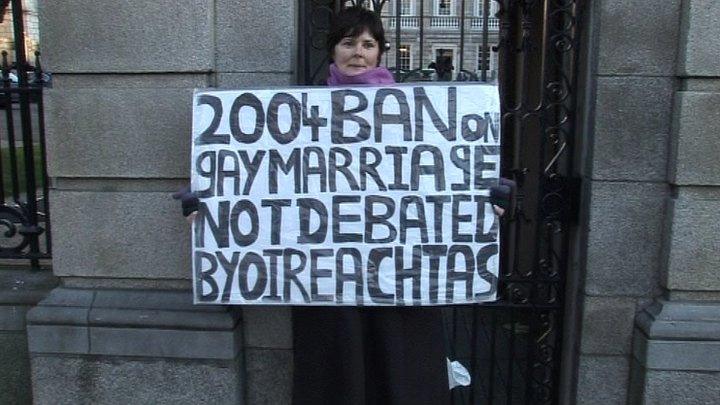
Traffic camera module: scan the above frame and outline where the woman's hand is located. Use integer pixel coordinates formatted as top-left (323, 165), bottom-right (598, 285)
top-left (172, 186), bottom-right (199, 224)
top-left (489, 178), bottom-right (516, 217)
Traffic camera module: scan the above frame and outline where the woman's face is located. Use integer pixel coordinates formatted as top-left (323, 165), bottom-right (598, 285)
top-left (332, 29), bottom-right (380, 76)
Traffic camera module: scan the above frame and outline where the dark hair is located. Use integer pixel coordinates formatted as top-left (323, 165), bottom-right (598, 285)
top-left (327, 6), bottom-right (387, 62)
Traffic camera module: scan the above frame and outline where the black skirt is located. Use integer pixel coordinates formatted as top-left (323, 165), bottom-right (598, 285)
top-left (292, 306), bottom-right (451, 405)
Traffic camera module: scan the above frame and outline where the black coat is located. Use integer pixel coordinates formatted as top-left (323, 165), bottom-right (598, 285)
top-left (292, 306), bottom-right (451, 404)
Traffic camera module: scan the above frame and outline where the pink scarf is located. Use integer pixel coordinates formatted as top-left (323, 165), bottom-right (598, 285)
top-left (326, 63), bottom-right (395, 86)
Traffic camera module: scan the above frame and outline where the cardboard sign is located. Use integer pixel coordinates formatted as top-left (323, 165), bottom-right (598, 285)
top-left (191, 83), bottom-right (501, 306)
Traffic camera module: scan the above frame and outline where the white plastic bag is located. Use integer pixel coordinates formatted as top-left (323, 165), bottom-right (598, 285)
top-left (447, 358), bottom-right (472, 389)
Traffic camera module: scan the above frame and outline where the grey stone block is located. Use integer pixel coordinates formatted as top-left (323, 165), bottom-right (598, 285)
top-left (242, 307), bottom-right (293, 349)
top-left (91, 289), bottom-right (199, 312)
top-left (216, 72), bottom-right (295, 88)
top-left (39, 0), bottom-right (213, 73)
top-left (31, 355), bottom-right (242, 405)
top-left (0, 305), bottom-right (29, 331)
top-left (667, 290), bottom-right (720, 301)
top-left (584, 181), bottom-right (666, 296)
top-left (633, 335), bottom-right (720, 372)
top-left (50, 190), bottom-right (191, 279)
top-left (635, 300), bottom-right (720, 341)
top-left (53, 177), bottom-right (189, 193)
top-left (665, 187), bottom-right (720, 291)
top-left (245, 348), bottom-right (293, 405)
top-left (40, 287), bottom-right (95, 307)
top-left (51, 73), bottom-right (211, 89)
top-left (45, 87), bottom-right (194, 178)
top-left (216, 0), bottom-right (296, 72)
top-left (89, 308), bottom-right (234, 330)
top-left (631, 299), bottom-right (720, 403)
top-left (27, 306), bottom-right (90, 325)
top-left (0, 267), bottom-right (58, 306)
top-left (580, 296), bottom-right (637, 355)
top-left (596, 0), bottom-right (681, 75)
top-left (591, 77), bottom-right (674, 181)
top-left (26, 324), bottom-right (90, 354)
top-left (683, 78), bottom-right (720, 92)
top-left (62, 276), bottom-right (192, 291)
top-left (0, 332), bottom-right (32, 405)
top-left (27, 288), bottom-right (242, 360)
top-left (669, 91), bottom-right (720, 185)
top-left (678, 0), bottom-right (720, 76)
top-left (642, 368), bottom-right (720, 405)
top-left (627, 358), bottom-right (646, 405)
top-left (89, 327), bottom-right (241, 360)
top-left (0, 267), bottom-right (58, 291)
top-left (575, 355), bottom-right (629, 405)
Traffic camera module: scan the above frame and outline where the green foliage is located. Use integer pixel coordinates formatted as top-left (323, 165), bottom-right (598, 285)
top-left (0, 145), bottom-right (44, 198)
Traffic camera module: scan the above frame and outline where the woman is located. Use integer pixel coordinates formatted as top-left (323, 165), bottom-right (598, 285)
top-left (174, 6), bottom-right (515, 404)
top-left (290, 6), bottom-right (451, 405)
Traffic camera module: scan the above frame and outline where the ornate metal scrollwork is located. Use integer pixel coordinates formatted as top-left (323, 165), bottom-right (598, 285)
top-left (0, 204), bottom-right (37, 254)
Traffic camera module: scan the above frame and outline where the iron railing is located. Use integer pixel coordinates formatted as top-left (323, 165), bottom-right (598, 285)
top-left (0, 0), bottom-right (51, 269)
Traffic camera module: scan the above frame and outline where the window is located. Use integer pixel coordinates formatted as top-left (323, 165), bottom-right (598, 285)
top-left (477, 45), bottom-right (497, 80)
top-left (477, 45), bottom-right (491, 71)
top-left (346, 0), bottom-right (375, 11)
top-left (476, 0), bottom-right (499, 16)
top-left (436, 0), bottom-right (453, 16)
top-left (400, 0), bottom-right (413, 15)
top-left (399, 45), bottom-right (411, 71)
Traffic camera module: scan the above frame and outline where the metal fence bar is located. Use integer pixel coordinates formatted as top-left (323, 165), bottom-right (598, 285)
top-left (481, 0), bottom-right (490, 81)
top-left (0, 0), bottom-right (51, 268)
top-left (34, 55), bottom-right (51, 256)
top-left (394, 0), bottom-right (401, 80)
top-left (1, 52), bottom-right (20, 203)
top-left (459, 0), bottom-right (466, 72)
top-left (418, 0), bottom-right (424, 69)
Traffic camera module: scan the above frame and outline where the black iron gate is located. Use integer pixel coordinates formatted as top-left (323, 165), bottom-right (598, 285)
top-left (299, 0), bottom-right (583, 403)
top-left (0, 0), bottom-right (51, 269)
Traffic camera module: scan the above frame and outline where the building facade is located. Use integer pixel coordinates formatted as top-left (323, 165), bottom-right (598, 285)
top-left (0, 0), bottom-right (719, 404)
top-left (379, 0), bottom-right (501, 81)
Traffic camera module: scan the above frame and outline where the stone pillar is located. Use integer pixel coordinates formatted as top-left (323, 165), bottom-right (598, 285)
top-left (628, 1), bottom-right (720, 403)
top-left (212, 2), bottom-right (297, 402)
top-left (30, 1), bottom-right (296, 403)
top-left (27, 288), bottom-right (244, 404)
top-left (573, 1), bottom-right (680, 403)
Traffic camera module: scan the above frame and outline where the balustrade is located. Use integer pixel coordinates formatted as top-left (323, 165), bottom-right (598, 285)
top-left (384, 15), bottom-right (500, 30)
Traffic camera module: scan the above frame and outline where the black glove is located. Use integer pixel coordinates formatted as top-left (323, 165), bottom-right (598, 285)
top-left (489, 178), bottom-right (516, 211)
top-left (172, 185), bottom-right (199, 217)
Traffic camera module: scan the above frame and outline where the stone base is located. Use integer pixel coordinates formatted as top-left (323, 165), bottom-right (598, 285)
top-left (26, 287), bottom-right (244, 405)
top-left (31, 355), bottom-right (242, 405)
top-left (630, 299), bottom-right (720, 404)
top-left (0, 267), bottom-right (58, 404)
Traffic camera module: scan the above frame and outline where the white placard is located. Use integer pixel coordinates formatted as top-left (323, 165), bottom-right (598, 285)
top-left (191, 83), bottom-right (501, 306)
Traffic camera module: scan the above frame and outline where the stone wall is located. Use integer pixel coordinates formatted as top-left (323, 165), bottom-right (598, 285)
top-left (21, 0), bottom-right (720, 403)
top-left (574, 1), bottom-right (680, 403)
top-left (629, 1), bottom-right (720, 403)
top-left (30, 1), bottom-right (297, 403)
top-left (577, 1), bottom-right (720, 404)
